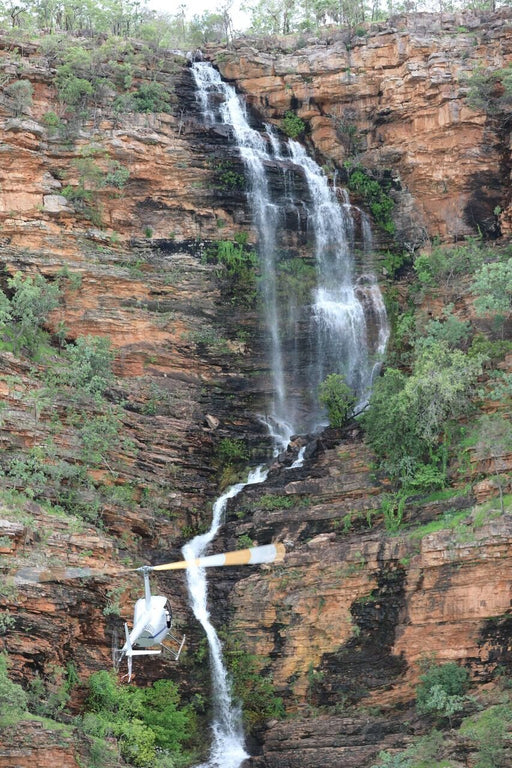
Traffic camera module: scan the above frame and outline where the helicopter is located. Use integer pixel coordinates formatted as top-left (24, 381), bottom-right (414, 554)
top-left (15, 542), bottom-right (285, 682)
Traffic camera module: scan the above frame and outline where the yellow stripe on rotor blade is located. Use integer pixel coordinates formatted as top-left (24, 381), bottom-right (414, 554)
top-left (150, 542), bottom-right (285, 572)
top-left (224, 548), bottom-right (252, 566)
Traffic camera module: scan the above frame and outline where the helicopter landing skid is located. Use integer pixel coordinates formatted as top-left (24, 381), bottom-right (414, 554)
top-left (111, 627), bottom-right (124, 672)
top-left (161, 632), bottom-right (186, 662)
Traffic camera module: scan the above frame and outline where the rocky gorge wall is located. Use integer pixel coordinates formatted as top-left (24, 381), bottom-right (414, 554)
top-left (0, 12), bottom-right (511, 768)
top-left (211, 9), bottom-right (512, 245)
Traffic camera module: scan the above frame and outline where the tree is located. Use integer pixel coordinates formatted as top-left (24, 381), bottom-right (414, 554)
top-left (0, 653), bottom-right (28, 714)
top-left (5, 80), bottom-right (33, 116)
top-left (318, 373), bottom-right (356, 427)
top-left (474, 414), bottom-right (512, 513)
top-left (64, 335), bottom-right (115, 397)
top-left (363, 342), bottom-right (483, 484)
top-left (0, 0), bottom-right (30, 27)
top-left (416, 661), bottom-right (469, 720)
top-left (7, 272), bottom-right (60, 354)
top-left (471, 257), bottom-right (512, 336)
top-left (244, 0), bottom-right (302, 35)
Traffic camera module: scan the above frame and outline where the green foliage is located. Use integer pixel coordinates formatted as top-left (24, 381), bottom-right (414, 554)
top-left (131, 81), bottom-right (172, 113)
top-left (416, 661), bottom-right (469, 719)
top-left (334, 113), bottom-right (362, 156)
top-left (216, 438), bottom-right (249, 466)
top-left (413, 239), bottom-right (486, 292)
top-left (471, 257), bottom-right (512, 324)
top-left (205, 239), bottom-right (258, 306)
top-left (259, 493), bottom-right (295, 510)
top-left (0, 652), bottom-right (28, 716)
top-left (468, 334), bottom-right (512, 366)
top-left (42, 110), bottom-right (64, 136)
top-left (26, 664), bottom-right (76, 719)
top-left (380, 492), bottom-right (407, 533)
top-left (104, 161), bottom-right (130, 189)
top-left (5, 79), bottom-right (33, 115)
top-left (220, 634), bottom-right (285, 731)
top-left (237, 533), bottom-right (254, 549)
top-left (418, 305), bottom-right (471, 351)
top-left (381, 250), bottom-right (413, 279)
top-left (347, 167), bottom-right (395, 234)
top-left (371, 731), bottom-right (444, 768)
top-left (84, 671), bottom-right (196, 767)
top-left (282, 110), bottom-right (306, 139)
top-left (64, 335), bottom-right (115, 397)
top-left (277, 258), bottom-right (316, 306)
top-left (466, 63), bottom-right (512, 115)
top-left (78, 409), bottom-right (123, 466)
top-left (461, 704), bottom-right (512, 768)
top-left (318, 373), bottom-right (356, 427)
top-left (363, 343), bottom-right (482, 485)
top-left (56, 63), bottom-right (94, 107)
top-left (209, 159), bottom-right (246, 191)
top-left (1, 272), bottom-right (60, 355)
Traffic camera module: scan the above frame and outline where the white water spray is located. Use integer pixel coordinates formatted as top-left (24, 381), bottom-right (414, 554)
top-left (183, 467), bottom-right (268, 768)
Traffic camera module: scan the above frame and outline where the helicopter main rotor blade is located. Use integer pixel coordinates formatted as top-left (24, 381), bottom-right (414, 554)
top-left (148, 542), bottom-right (285, 572)
top-left (14, 565), bottom-right (130, 584)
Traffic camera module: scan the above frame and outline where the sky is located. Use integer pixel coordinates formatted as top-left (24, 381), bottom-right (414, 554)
top-left (148, 0), bottom-right (251, 30)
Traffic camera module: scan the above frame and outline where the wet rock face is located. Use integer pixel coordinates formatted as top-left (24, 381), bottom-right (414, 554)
top-left (310, 564), bottom-right (408, 708)
top-left (210, 9), bottom-right (512, 245)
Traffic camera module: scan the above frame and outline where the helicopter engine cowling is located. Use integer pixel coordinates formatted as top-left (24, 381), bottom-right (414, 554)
top-left (132, 594), bottom-right (169, 648)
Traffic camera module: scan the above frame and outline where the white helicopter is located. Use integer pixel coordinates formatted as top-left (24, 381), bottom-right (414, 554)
top-left (15, 542), bottom-right (285, 682)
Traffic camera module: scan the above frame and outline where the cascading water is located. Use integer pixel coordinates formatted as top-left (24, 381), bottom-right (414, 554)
top-left (191, 61), bottom-right (389, 440)
top-left (185, 60), bottom-right (389, 768)
top-left (182, 467), bottom-right (268, 768)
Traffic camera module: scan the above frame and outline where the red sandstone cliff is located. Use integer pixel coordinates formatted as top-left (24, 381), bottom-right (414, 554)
top-left (0, 13), bottom-right (511, 768)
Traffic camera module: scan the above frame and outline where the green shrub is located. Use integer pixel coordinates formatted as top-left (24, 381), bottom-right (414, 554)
top-left (461, 704), bottom-right (512, 768)
top-left (64, 335), bottom-right (115, 397)
top-left (103, 161), bottom-right (130, 189)
top-left (216, 438), bottom-right (249, 466)
top-left (3, 272), bottom-right (60, 355)
top-left (277, 258), bottom-right (316, 306)
top-left (363, 343), bottom-right (482, 484)
top-left (466, 63), bottom-right (512, 115)
top-left (0, 653), bottom-right (28, 716)
top-left (42, 110), bottom-right (63, 136)
top-left (318, 373), bottom-right (356, 427)
top-left (132, 81), bottom-right (172, 113)
top-left (380, 492), bottom-right (406, 532)
top-left (56, 64), bottom-right (94, 107)
top-left (416, 661), bottom-right (469, 718)
top-left (282, 110), bottom-right (306, 138)
top-left (84, 671), bottom-right (196, 767)
top-left (418, 305), bottom-right (471, 351)
top-left (205, 239), bottom-right (258, 306)
top-left (471, 257), bottom-right (512, 324)
top-left (209, 159), bottom-right (245, 191)
top-left (220, 635), bottom-right (285, 731)
top-left (5, 79), bottom-right (33, 116)
top-left (413, 240), bottom-right (486, 291)
top-left (259, 493), bottom-right (295, 510)
top-left (348, 167), bottom-right (395, 234)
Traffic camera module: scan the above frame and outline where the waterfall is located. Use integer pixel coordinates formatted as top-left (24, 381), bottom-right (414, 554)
top-left (187, 60), bottom-right (389, 768)
top-left (192, 61), bottom-right (388, 437)
top-left (182, 467), bottom-right (268, 768)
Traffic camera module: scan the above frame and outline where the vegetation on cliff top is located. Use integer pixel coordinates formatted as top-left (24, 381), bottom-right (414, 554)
top-left (0, 0), bottom-right (509, 48)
